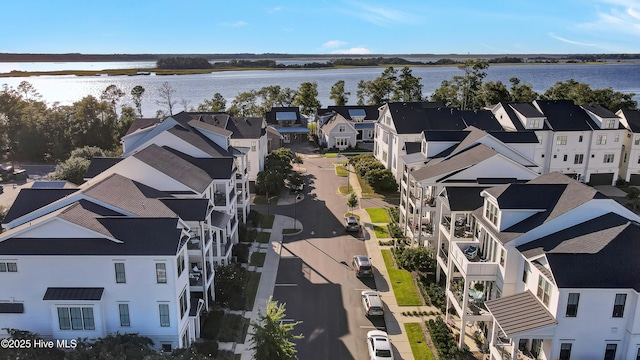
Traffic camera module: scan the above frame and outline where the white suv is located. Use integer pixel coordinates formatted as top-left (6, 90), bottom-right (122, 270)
top-left (361, 291), bottom-right (384, 316)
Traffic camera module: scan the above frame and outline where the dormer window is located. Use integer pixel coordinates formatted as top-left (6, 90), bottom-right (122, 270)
top-left (422, 140), bottom-right (427, 155)
top-left (485, 201), bottom-right (499, 227)
top-left (338, 125), bottom-right (346, 132)
top-left (529, 118), bottom-right (540, 129)
top-left (603, 119), bottom-right (616, 129)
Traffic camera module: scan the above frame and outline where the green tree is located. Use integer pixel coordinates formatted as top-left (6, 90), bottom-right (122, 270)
top-left (258, 85), bottom-right (296, 115)
top-left (479, 80), bottom-right (510, 107)
top-left (249, 297), bottom-right (303, 360)
top-left (430, 59), bottom-right (489, 110)
top-left (256, 148), bottom-right (299, 195)
top-left (68, 95), bottom-right (119, 151)
top-left (197, 92), bottom-right (227, 112)
top-left (229, 90), bottom-right (261, 117)
top-left (392, 66), bottom-right (423, 102)
top-left (0, 329), bottom-right (64, 360)
top-left (627, 187), bottom-right (640, 212)
top-left (541, 79), bottom-right (637, 111)
top-left (69, 145), bottom-right (107, 160)
top-left (101, 84), bottom-right (125, 115)
top-left (357, 67), bottom-right (398, 105)
top-left (329, 80), bottom-right (350, 106)
top-left (156, 81), bottom-right (177, 116)
top-left (509, 77), bottom-right (538, 102)
top-left (66, 333), bottom-right (157, 360)
top-left (130, 85), bottom-right (146, 117)
top-left (347, 192), bottom-right (358, 212)
top-left (52, 156), bottom-right (91, 185)
top-left (119, 106), bottom-right (137, 139)
top-left (294, 81), bottom-right (321, 115)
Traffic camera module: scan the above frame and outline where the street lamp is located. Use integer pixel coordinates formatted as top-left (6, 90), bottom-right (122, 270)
top-left (293, 193), bottom-right (303, 230)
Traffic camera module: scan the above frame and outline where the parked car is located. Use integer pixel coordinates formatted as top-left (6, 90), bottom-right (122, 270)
top-left (352, 255), bottom-right (373, 278)
top-left (367, 330), bottom-right (394, 359)
top-left (361, 291), bottom-right (384, 316)
top-left (344, 216), bottom-right (360, 232)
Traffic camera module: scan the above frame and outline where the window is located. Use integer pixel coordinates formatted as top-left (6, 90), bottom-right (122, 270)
top-left (529, 119), bottom-right (540, 128)
top-left (382, 132), bottom-right (389, 144)
top-left (615, 134), bottom-right (620, 142)
top-left (597, 135), bottom-right (607, 145)
top-left (119, 304), bottom-right (130, 327)
top-left (556, 135), bottom-right (567, 145)
top-left (604, 154), bottom-right (615, 163)
top-left (566, 293), bottom-right (580, 317)
top-left (563, 154), bottom-right (568, 161)
top-left (574, 154), bottom-right (584, 164)
top-left (161, 344), bottom-right (172, 353)
top-left (338, 125), bottom-right (346, 132)
top-left (159, 304), bottom-right (170, 327)
top-left (559, 343), bottom-right (572, 360)
top-left (57, 307), bottom-right (95, 330)
top-left (604, 119), bottom-right (616, 129)
top-left (251, 141), bottom-right (256, 151)
top-left (156, 263), bottom-right (167, 284)
top-left (578, 135), bottom-right (583, 142)
top-left (382, 151), bottom-right (387, 162)
top-left (635, 136), bottom-right (640, 146)
top-left (0, 262), bottom-right (17, 272)
top-left (605, 344), bottom-right (617, 360)
top-left (538, 135), bottom-right (543, 144)
top-left (485, 201), bottom-right (499, 226)
top-left (336, 137), bottom-right (349, 147)
top-left (613, 294), bottom-right (626, 317)
top-left (499, 249), bottom-right (506, 267)
top-left (179, 290), bottom-right (188, 319)
top-left (177, 254), bottom-right (184, 277)
top-left (114, 263), bottom-right (126, 283)
top-left (522, 262), bottom-right (529, 284)
top-left (537, 276), bottom-right (551, 306)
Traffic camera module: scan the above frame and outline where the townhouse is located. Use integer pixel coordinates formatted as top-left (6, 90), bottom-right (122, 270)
top-left (440, 173), bottom-right (640, 359)
top-left (265, 107), bottom-right (310, 146)
top-left (617, 108), bottom-right (640, 184)
top-left (492, 100), bottom-right (626, 185)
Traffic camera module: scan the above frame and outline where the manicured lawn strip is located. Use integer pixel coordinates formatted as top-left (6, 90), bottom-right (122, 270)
top-left (256, 231), bottom-right (271, 243)
top-left (254, 195), bottom-right (279, 205)
top-left (338, 185), bottom-right (353, 194)
top-left (381, 249), bottom-right (422, 306)
top-left (282, 228), bottom-right (300, 234)
top-left (325, 153), bottom-right (338, 158)
top-left (335, 165), bottom-right (348, 177)
top-left (260, 214), bottom-right (275, 229)
top-left (405, 323), bottom-right (435, 360)
top-left (373, 225), bottom-right (389, 238)
top-left (366, 207), bottom-right (390, 223)
top-left (244, 271), bottom-right (261, 310)
top-left (250, 252), bottom-right (266, 267)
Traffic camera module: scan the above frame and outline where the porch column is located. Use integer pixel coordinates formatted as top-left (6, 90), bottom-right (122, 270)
top-left (511, 338), bottom-right (518, 360)
top-left (418, 184), bottom-right (424, 247)
top-left (459, 287), bottom-right (470, 349)
top-left (445, 262), bottom-right (453, 324)
top-left (435, 261), bottom-right (441, 283)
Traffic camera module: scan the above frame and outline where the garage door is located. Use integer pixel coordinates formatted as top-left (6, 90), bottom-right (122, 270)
top-left (589, 173), bottom-right (614, 186)
top-left (630, 174), bottom-right (640, 186)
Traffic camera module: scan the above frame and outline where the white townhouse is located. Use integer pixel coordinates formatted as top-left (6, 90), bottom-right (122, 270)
top-left (118, 112), bottom-right (253, 222)
top-left (399, 127), bottom-right (540, 252)
top-left (316, 112), bottom-right (358, 150)
top-left (492, 100), bottom-right (625, 185)
top-left (0, 174), bottom-right (221, 352)
top-left (374, 102), bottom-right (504, 181)
top-left (617, 109), bottom-right (640, 184)
top-left (440, 173), bottom-right (640, 360)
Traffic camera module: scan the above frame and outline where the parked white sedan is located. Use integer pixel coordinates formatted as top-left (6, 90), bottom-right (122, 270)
top-left (367, 330), bottom-right (394, 359)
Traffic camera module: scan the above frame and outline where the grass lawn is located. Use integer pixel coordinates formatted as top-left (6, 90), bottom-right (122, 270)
top-left (381, 249), bottom-right (422, 306)
top-left (373, 225), bottom-right (389, 238)
top-left (282, 228), bottom-right (300, 234)
top-left (256, 231), bottom-right (271, 243)
top-left (366, 208), bottom-right (390, 223)
top-left (260, 214), bottom-right (275, 229)
top-left (250, 252), bottom-right (266, 267)
top-left (254, 195), bottom-right (279, 205)
top-left (405, 323), bottom-right (435, 360)
top-left (335, 165), bottom-right (348, 177)
top-left (244, 271), bottom-right (261, 310)
top-left (338, 185), bottom-right (353, 194)
top-left (325, 153), bottom-right (338, 158)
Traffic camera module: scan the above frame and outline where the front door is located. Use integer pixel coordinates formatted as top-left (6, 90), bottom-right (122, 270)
top-left (283, 134), bottom-right (290, 143)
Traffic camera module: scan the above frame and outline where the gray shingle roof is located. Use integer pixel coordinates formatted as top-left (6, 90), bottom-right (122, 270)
top-left (485, 291), bottom-right (556, 337)
top-left (167, 125), bottom-right (232, 158)
top-left (162, 146), bottom-right (235, 180)
top-left (125, 118), bottom-right (162, 136)
top-left (58, 200), bottom-right (125, 238)
top-left (84, 157), bottom-right (123, 179)
top-left (411, 144), bottom-right (497, 182)
top-left (133, 144), bottom-right (213, 193)
top-left (582, 104), bottom-right (618, 119)
top-left (620, 109), bottom-right (640, 132)
top-left (210, 210), bottom-right (232, 229)
top-left (445, 187), bottom-right (488, 211)
top-left (43, 287), bottom-right (104, 301)
top-left (327, 105), bottom-right (379, 121)
top-left (534, 100), bottom-right (598, 131)
top-left (160, 198), bottom-right (209, 221)
top-left (2, 188), bottom-right (79, 224)
top-left (517, 213), bottom-right (640, 291)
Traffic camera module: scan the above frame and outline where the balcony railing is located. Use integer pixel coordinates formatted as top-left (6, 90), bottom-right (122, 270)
top-left (213, 192), bottom-right (227, 206)
top-left (438, 247), bottom-right (448, 263)
top-left (441, 215), bottom-right (451, 232)
top-left (451, 242), bottom-right (499, 277)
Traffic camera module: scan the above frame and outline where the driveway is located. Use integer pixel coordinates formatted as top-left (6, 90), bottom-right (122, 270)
top-left (262, 156), bottom-right (384, 359)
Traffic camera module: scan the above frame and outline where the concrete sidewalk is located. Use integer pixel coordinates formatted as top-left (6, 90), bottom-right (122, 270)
top-left (236, 214), bottom-right (302, 360)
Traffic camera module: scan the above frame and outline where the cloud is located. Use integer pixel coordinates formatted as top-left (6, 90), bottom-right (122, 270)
top-left (330, 47), bottom-right (372, 54)
top-left (322, 40), bottom-right (348, 49)
top-left (577, 1), bottom-right (640, 35)
top-left (344, 2), bottom-right (417, 26)
top-left (268, 6), bottom-right (281, 13)
top-left (221, 21), bottom-right (247, 27)
top-left (548, 33), bottom-right (597, 47)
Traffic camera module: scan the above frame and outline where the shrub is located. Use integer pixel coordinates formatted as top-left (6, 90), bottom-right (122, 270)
top-left (426, 316), bottom-right (460, 359)
top-left (247, 210), bottom-right (262, 228)
top-left (214, 264), bottom-right (248, 309)
top-left (395, 246), bottom-right (435, 272)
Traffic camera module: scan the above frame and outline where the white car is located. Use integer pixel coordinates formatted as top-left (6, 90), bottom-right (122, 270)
top-left (361, 291), bottom-right (384, 316)
top-left (367, 330), bottom-right (394, 359)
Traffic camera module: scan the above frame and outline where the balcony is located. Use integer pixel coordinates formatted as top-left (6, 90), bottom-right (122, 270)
top-left (213, 192), bottom-right (227, 206)
top-left (441, 215), bottom-right (451, 232)
top-left (422, 196), bottom-right (436, 209)
top-left (213, 241), bottom-right (233, 258)
top-left (438, 247), bottom-right (448, 264)
top-left (450, 242), bottom-right (499, 277)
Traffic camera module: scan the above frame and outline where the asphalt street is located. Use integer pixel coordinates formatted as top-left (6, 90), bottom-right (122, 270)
top-left (259, 156), bottom-right (393, 360)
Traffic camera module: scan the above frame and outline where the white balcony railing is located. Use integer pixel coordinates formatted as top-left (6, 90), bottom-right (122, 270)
top-left (451, 242), bottom-right (499, 277)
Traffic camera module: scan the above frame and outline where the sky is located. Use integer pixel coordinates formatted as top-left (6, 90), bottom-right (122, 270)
top-left (1, 0), bottom-right (640, 54)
